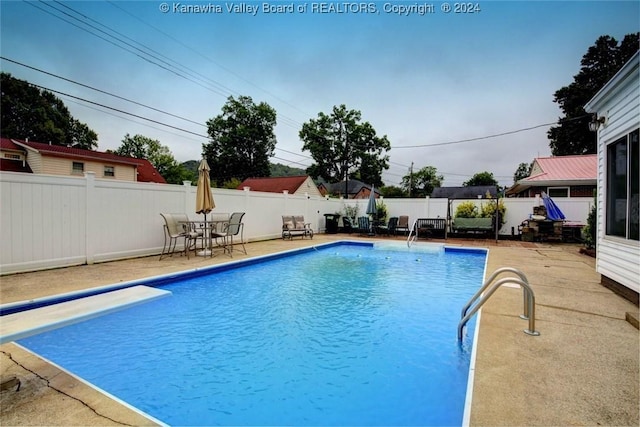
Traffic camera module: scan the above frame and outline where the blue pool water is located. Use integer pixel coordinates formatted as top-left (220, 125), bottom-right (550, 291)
top-left (17, 242), bottom-right (486, 426)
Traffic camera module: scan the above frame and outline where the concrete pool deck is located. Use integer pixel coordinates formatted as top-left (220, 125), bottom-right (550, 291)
top-left (1, 235), bottom-right (638, 426)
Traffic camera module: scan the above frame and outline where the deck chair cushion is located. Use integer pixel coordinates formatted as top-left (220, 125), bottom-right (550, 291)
top-left (293, 216), bottom-right (306, 229)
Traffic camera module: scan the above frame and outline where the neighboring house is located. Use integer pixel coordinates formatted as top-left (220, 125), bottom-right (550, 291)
top-left (584, 50), bottom-right (639, 304)
top-left (506, 155), bottom-right (597, 198)
top-left (321, 179), bottom-right (379, 199)
top-left (431, 185), bottom-right (498, 199)
top-left (237, 175), bottom-right (322, 197)
top-left (0, 138), bottom-right (166, 183)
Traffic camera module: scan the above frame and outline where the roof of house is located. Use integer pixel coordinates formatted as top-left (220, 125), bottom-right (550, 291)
top-left (237, 175), bottom-right (311, 193)
top-left (527, 154), bottom-right (597, 182)
top-left (431, 185), bottom-right (498, 199)
top-left (506, 154), bottom-right (597, 195)
top-left (324, 179), bottom-right (378, 195)
top-left (0, 158), bottom-right (33, 173)
top-left (130, 158), bottom-right (167, 183)
top-left (1, 138), bottom-right (166, 183)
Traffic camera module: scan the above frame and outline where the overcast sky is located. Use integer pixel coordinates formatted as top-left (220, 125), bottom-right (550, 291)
top-left (1, 1), bottom-right (638, 187)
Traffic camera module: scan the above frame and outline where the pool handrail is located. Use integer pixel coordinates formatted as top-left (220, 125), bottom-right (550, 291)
top-left (461, 267), bottom-right (532, 320)
top-left (458, 276), bottom-right (540, 341)
top-left (407, 219), bottom-right (418, 248)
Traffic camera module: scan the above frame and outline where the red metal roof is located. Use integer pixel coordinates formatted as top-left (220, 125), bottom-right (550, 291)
top-left (0, 138), bottom-right (23, 151)
top-left (0, 158), bottom-right (33, 173)
top-left (132, 158), bottom-right (167, 183)
top-left (525, 155), bottom-right (597, 182)
top-left (237, 176), bottom-right (310, 193)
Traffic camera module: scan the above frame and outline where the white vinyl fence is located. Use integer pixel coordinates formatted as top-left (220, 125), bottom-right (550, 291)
top-left (0, 172), bottom-right (593, 275)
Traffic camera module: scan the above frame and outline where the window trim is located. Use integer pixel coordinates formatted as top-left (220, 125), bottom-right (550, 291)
top-left (547, 187), bottom-right (569, 198)
top-left (72, 161), bottom-right (84, 175)
top-left (103, 165), bottom-right (115, 178)
top-left (604, 128), bottom-right (639, 241)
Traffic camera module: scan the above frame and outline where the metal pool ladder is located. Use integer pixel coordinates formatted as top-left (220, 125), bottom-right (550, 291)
top-left (406, 219), bottom-right (418, 247)
top-left (458, 267), bottom-right (540, 341)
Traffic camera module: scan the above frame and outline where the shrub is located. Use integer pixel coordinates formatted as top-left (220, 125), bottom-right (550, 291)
top-left (343, 204), bottom-right (359, 219)
top-left (583, 202), bottom-right (597, 250)
top-left (480, 199), bottom-right (507, 228)
top-left (455, 201), bottom-right (479, 218)
top-left (375, 200), bottom-right (388, 222)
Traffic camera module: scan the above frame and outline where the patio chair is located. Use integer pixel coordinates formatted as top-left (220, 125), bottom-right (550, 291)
top-left (211, 212), bottom-right (247, 257)
top-left (341, 217), bottom-right (354, 234)
top-left (377, 216), bottom-right (398, 236)
top-left (395, 215), bottom-right (410, 236)
top-left (159, 213), bottom-right (200, 260)
top-left (356, 216), bottom-right (372, 236)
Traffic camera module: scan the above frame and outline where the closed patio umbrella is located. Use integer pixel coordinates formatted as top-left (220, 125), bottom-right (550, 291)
top-left (196, 158), bottom-right (215, 255)
top-left (366, 185), bottom-right (377, 234)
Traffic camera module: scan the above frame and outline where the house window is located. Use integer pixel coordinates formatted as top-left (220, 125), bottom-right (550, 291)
top-left (4, 153), bottom-right (21, 160)
top-left (104, 166), bottom-right (115, 177)
top-left (547, 187), bottom-right (569, 198)
top-left (606, 129), bottom-right (639, 241)
top-left (72, 162), bottom-right (84, 174)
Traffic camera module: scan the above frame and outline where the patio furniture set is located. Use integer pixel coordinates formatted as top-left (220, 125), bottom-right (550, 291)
top-left (159, 212), bottom-right (247, 260)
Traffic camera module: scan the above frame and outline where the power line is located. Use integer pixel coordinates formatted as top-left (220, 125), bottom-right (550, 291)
top-left (391, 116), bottom-right (587, 149)
top-left (106, 0), bottom-right (314, 120)
top-left (1, 57), bottom-right (206, 128)
top-left (30, 83), bottom-right (210, 138)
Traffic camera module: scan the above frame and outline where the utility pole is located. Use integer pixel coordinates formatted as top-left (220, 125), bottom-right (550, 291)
top-left (342, 120), bottom-right (348, 199)
top-left (409, 162), bottom-right (414, 197)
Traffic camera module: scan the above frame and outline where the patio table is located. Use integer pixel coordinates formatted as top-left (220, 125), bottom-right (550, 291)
top-left (180, 215), bottom-right (229, 256)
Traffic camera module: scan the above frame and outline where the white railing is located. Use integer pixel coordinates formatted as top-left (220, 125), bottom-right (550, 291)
top-left (0, 171), bottom-right (593, 275)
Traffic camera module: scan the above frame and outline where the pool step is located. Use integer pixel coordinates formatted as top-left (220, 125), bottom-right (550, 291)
top-left (0, 286), bottom-right (171, 344)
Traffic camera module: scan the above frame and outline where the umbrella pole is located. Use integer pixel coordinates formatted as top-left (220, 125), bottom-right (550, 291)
top-left (197, 213), bottom-right (212, 256)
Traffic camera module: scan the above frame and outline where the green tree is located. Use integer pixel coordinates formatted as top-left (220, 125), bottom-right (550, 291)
top-left (299, 104), bottom-right (390, 187)
top-left (270, 162), bottom-right (306, 177)
top-left (513, 162), bottom-right (532, 183)
top-left (463, 171), bottom-right (498, 187)
top-left (380, 185), bottom-right (406, 198)
top-left (548, 33), bottom-right (639, 155)
top-left (401, 165), bottom-right (443, 197)
top-left (115, 134), bottom-right (194, 184)
top-left (204, 95), bottom-right (277, 187)
top-left (0, 73), bottom-right (98, 149)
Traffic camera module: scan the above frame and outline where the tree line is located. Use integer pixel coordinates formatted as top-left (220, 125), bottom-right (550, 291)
top-left (2, 33), bottom-right (637, 192)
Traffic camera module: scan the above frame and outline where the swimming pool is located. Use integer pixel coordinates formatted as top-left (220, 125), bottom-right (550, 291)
top-left (16, 241), bottom-right (487, 426)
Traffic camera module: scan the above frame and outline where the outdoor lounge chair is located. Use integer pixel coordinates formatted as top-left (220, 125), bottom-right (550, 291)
top-left (395, 215), bottom-right (410, 236)
top-left (159, 213), bottom-right (201, 260)
top-left (282, 215), bottom-right (314, 239)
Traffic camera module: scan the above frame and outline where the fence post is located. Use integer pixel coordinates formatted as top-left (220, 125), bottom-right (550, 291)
top-left (84, 172), bottom-right (96, 265)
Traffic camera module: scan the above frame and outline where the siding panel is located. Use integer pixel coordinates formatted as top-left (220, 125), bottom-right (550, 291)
top-left (589, 53), bottom-right (640, 295)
